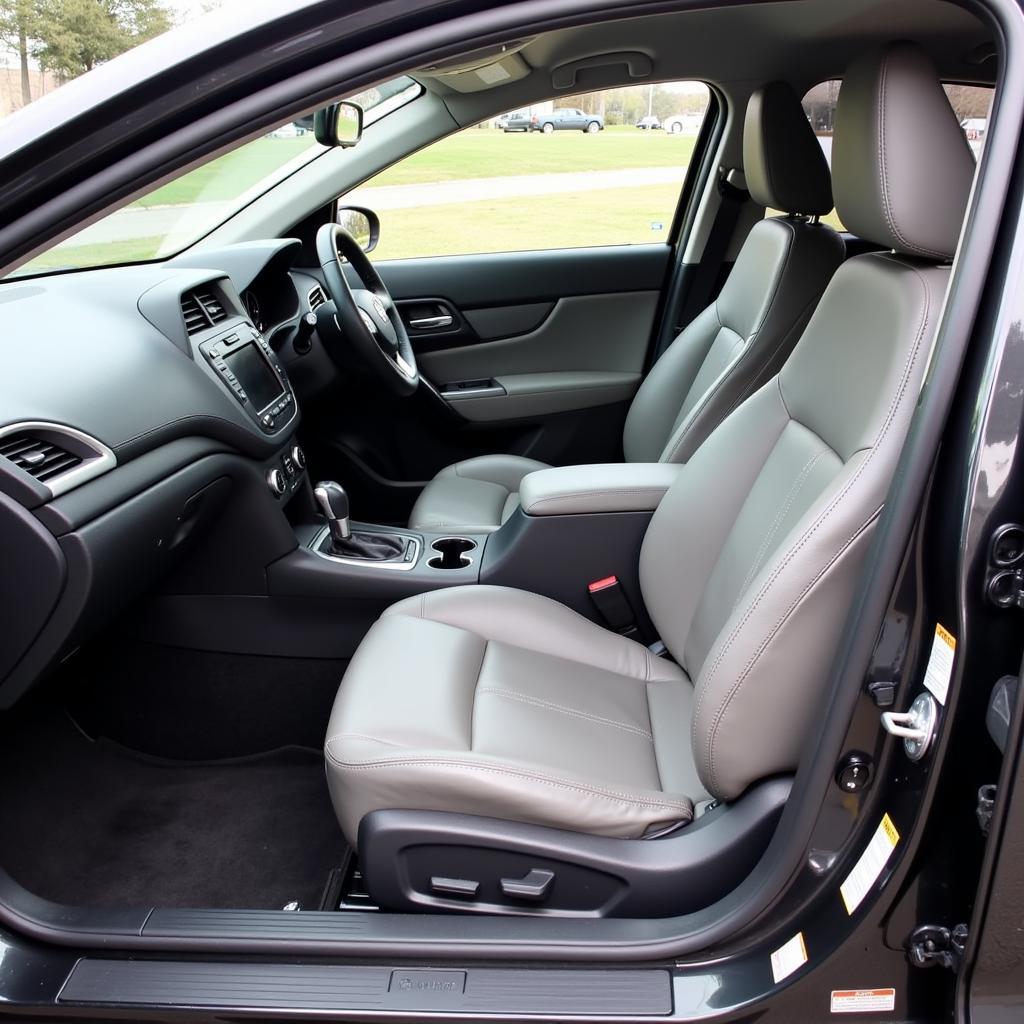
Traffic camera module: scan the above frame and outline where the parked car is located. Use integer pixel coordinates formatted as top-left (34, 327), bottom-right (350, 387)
top-left (636, 115), bottom-right (662, 128)
top-left (961, 116), bottom-right (988, 139)
top-left (501, 110), bottom-right (534, 131)
top-left (530, 107), bottom-right (604, 132)
top-left (663, 111), bottom-right (705, 133)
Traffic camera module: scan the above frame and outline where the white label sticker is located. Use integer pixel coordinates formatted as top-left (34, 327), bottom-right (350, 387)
top-left (476, 63), bottom-right (511, 84)
top-left (840, 813), bottom-right (900, 915)
top-left (831, 988), bottom-right (896, 1013)
top-left (923, 623), bottom-right (956, 705)
top-left (770, 931), bottom-right (808, 984)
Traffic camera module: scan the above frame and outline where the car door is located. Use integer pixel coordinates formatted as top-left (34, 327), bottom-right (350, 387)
top-left (311, 83), bottom-right (713, 521)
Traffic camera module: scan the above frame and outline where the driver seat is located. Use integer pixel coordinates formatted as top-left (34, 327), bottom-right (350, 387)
top-left (326, 44), bottom-right (974, 855)
top-left (408, 80), bottom-right (844, 533)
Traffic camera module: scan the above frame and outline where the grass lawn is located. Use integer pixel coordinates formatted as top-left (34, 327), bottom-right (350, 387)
top-left (370, 127), bottom-right (697, 186)
top-left (372, 182), bottom-right (682, 260)
top-left (23, 236), bottom-right (164, 270)
top-left (133, 137), bottom-right (315, 208)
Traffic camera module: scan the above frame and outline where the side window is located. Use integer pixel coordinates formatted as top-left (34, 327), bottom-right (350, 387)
top-left (788, 80), bottom-right (993, 232)
top-left (344, 82), bottom-right (710, 261)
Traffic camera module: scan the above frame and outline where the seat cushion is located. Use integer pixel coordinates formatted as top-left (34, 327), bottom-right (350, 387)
top-left (408, 455), bottom-right (550, 533)
top-left (325, 586), bottom-right (702, 844)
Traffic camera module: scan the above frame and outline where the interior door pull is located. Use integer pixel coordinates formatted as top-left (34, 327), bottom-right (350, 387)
top-left (409, 314), bottom-right (454, 329)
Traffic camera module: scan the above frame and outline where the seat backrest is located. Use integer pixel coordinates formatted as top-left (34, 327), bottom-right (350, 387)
top-left (623, 81), bottom-right (844, 465)
top-left (639, 42), bottom-right (975, 801)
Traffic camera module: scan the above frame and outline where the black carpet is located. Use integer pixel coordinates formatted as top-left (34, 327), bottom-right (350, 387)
top-left (0, 709), bottom-right (346, 910)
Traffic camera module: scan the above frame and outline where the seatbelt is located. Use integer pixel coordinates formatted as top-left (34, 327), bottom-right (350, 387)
top-left (661, 167), bottom-right (749, 355)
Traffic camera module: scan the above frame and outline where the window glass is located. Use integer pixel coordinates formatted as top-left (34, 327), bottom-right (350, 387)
top-left (778, 80), bottom-right (994, 232)
top-left (12, 78), bottom-right (421, 277)
top-left (345, 82), bottom-right (711, 261)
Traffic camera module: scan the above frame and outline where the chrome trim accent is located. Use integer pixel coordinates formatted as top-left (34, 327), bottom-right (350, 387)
top-left (307, 285), bottom-right (328, 311)
top-left (0, 421), bottom-right (116, 499)
top-left (409, 314), bottom-right (453, 329)
top-left (441, 385), bottom-right (506, 400)
top-left (310, 527), bottom-right (421, 571)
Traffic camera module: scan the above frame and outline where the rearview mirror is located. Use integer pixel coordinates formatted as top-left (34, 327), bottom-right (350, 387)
top-left (336, 205), bottom-right (379, 252)
top-left (314, 101), bottom-right (363, 147)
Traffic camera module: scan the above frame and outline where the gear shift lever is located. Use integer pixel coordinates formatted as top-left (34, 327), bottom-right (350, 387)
top-left (313, 480), bottom-right (406, 561)
top-left (314, 480), bottom-right (352, 545)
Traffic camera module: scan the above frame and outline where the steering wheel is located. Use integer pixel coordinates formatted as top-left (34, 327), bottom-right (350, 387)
top-left (315, 222), bottom-right (418, 396)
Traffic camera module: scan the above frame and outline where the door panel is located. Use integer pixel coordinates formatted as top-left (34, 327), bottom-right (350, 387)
top-left (318, 244), bottom-right (669, 522)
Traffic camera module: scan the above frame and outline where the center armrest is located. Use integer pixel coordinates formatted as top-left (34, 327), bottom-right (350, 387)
top-left (519, 463), bottom-right (682, 517)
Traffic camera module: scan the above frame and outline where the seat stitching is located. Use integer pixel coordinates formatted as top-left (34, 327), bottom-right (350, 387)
top-left (732, 448), bottom-right (829, 608)
top-left (693, 262), bottom-right (933, 772)
top-left (526, 487), bottom-right (671, 511)
top-left (477, 686), bottom-right (654, 740)
top-left (324, 747), bottom-right (693, 812)
top-left (875, 52), bottom-right (947, 261)
top-left (330, 732), bottom-right (407, 749)
top-left (706, 508), bottom-right (880, 790)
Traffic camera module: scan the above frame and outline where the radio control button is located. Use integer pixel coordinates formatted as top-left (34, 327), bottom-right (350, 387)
top-left (291, 445), bottom-right (306, 470)
top-left (261, 413), bottom-right (275, 429)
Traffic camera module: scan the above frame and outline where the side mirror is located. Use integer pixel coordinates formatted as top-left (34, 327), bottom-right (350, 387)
top-left (336, 205), bottom-right (380, 252)
top-left (314, 101), bottom-right (363, 147)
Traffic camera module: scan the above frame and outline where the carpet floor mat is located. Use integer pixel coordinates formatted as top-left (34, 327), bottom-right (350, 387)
top-left (0, 708), bottom-right (345, 910)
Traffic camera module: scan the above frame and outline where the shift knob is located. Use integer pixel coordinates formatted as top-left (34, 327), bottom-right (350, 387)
top-left (314, 480), bottom-right (352, 544)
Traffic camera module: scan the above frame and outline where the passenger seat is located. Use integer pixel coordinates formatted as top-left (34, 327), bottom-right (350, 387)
top-left (408, 80), bottom-right (845, 533)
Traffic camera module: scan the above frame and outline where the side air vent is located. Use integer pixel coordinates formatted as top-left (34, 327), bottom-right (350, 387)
top-left (0, 423), bottom-right (116, 498)
top-left (308, 285), bottom-right (327, 312)
top-left (197, 291), bottom-right (227, 325)
top-left (181, 293), bottom-right (209, 335)
top-left (0, 433), bottom-right (81, 482)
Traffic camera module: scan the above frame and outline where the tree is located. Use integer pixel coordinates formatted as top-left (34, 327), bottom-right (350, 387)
top-left (0, 0), bottom-right (38, 105)
top-left (33, 0), bottom-right (170, 79)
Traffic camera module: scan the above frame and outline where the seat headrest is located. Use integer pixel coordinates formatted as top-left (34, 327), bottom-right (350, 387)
top-left (833, 41), bottom-right (975, 260)
top-left (743, 80), bottom-right (833, 216)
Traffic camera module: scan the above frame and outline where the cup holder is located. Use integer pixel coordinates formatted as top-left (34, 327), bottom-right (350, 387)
top-left (427, 537), bottom-right (477, 570)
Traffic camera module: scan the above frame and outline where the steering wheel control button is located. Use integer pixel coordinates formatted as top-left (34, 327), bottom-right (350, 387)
top-left (499, 868), bottom-right (555, 902)
top-left (266, 468), bottom-right (286, 497)
top-left (835, 753), bottom-right (872, 793)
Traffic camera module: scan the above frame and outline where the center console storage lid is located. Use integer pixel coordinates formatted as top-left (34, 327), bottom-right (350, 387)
top-left (519, 462), bottom-right (682, 517)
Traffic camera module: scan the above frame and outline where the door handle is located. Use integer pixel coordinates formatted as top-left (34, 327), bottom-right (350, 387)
top-left (409, 314), bottom-right (454, 330)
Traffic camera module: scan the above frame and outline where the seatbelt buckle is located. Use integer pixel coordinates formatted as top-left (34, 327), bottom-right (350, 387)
top-left (588, 575), bottom-right (639, 639)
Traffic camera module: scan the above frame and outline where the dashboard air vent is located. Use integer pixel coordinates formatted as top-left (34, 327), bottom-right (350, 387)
top-left (0, 432), bottom-right (82, 483)
top-left (308, 285), bottom-right (327, 312)
top-left (181, 293), bottom-right (209, 335)
top-left (0, 423), bottom-right (116, 497)
top-left (197, 291), bottom-right (228, 325)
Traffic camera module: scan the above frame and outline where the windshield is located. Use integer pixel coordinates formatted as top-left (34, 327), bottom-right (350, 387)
top-left (11, 77), bottom-right (420, 278)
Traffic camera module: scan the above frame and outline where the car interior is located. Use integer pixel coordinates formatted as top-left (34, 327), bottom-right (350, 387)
top-left (0, 0), bottom-right (1002, 955)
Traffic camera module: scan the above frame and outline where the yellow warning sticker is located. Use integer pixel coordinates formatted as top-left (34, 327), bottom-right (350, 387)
top-left (923, 623), bottom-right (956, 705)
top-left (840, 813), bottom-right (900, 915)
top-left (770, 931), bottom-right (808, 984)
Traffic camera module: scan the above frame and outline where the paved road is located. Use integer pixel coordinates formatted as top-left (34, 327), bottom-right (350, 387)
top-left (71, 166), bottom-right (689, 245)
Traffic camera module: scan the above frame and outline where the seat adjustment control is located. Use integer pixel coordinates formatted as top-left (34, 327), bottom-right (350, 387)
top-left (500, 868), bottom-right (555, 902)
top-left (429, 876), bottom-right (479, 898)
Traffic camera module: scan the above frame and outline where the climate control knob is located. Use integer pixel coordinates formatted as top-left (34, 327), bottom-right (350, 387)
top-left (266, 468), bottom-right (286, 497)
top-left (290, 444), bottom-right (306, 470)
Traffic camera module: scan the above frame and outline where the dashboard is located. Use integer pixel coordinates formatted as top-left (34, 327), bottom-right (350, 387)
top-left (0, 237), bottom-right (331, 708)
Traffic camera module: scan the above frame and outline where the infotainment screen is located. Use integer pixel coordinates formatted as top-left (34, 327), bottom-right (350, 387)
top-left (223, 342), bottom-right (282, 411)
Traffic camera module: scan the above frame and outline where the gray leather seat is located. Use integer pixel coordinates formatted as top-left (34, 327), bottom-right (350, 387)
top-left (326, 42), bottom-right (975, 845)
top-left (408, 80), bottom-right (844, 533)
